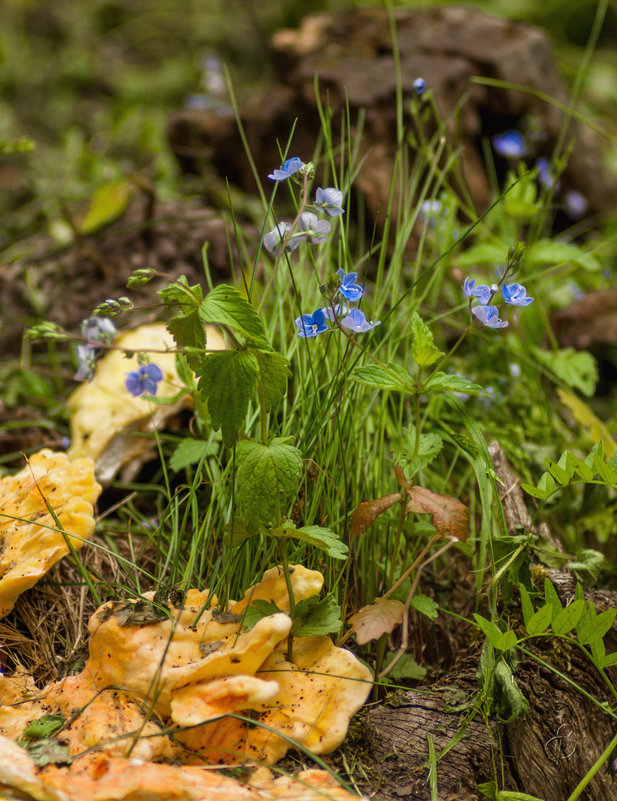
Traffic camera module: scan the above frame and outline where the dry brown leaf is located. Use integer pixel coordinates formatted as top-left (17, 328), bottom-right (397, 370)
top-left (350, 493), bottom-right (402, 537)
top-left (346, 598), bottom-right (405, 645)
top-left (406, 486), bottom-right (468, 542)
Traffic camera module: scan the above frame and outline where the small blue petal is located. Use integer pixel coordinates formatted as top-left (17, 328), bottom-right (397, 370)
top-left (413, 77), bottom-right (426, 95)
top-left (502, 283), bottom-right (533, 306)
top-left (492, 130), bottom-right (526, 159)
top-left (337, 269), bottom-right (364, 302)
top-left (268, 156), bottom-right (305, 181)
top-left (295, 308), bottom-right (329, 338)
top-left (472, 306), bottom-right (508, 329)
top-left (341, 308), bottom-right (381, 333)
top-left (464, 277), bottom-right (492, 305)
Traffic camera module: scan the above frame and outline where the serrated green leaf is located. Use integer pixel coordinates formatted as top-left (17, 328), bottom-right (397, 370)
top-left (276, 522), bottom-right (348, 560)
top-left (198, 350), bottom-right (258, 447)
top-left (292, 594), bottom-right (342, 636)
top-left (242, 599), bottom-right (282, 630)
top-left (473, 614), bottom-right (503, 648)
top-left (255, 350), bottom-right (290, 410)
top-left (199, 285), bottom-right (268, 345)
top-left (551, 600), bottom-right (585, 635)
top-left (526, 603), bottom-right (553, 636)
top-left (175, 352), bottom-right (196, 387)
top-left (411, 593), bottom-right (439, 620)
top-left (236, 439), bottom-right (303, 531)
top-left (424, 372), bottom-right (484, 394)
top-left (384, 652), bottom-right (428, 680)
top-left (396, 429), bottom-right (443, 481)
top-left (167, 308), bottom-right (205, 358)
top-left (410, 312), bottom-right (443, 367)
top-left (158, 276), bottom-right (203, 311)
top-left (533, 347), bottom-right (598, 397)
top-left (350, 363), bottom-right (412, 392)
top-left (519, 585), bottom-right (534, 626)
top-left (169, 439), bottom-right (211, 472)
top-left (577, 604), bottom-right (616, 645)
top-left (20, 715), bottom-right (65, 742)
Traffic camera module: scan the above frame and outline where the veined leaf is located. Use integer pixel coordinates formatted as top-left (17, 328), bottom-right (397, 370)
top-left (551, 600), bottom-right (585, 635)
top-left (254, 350), bottom-right (290, 410)
top-left (291, 594), bottom-right (342, 636)
top-left (406, 485), bottom-right (468, 541)
top-left (275, 521), bottom-right (348, 560)
top-left (473, 614), bottom-right (503, 648)
top-left (411, 593), bottom-right (439, 620)
top-left (544, 579), bottom-right (563, 613)
top-left (159, 275), bottom-right (203, 311)
top-left (198, 349), bottom-right (258, 447)
top-left (396, 429), bottom-right (443, 482)
top-left (526, 239), bottom-right (601, 272)
top-left (350, 493), bottom-right (402, 537)
top-left (410, 312), bottom-right (443, 367)
top-left (242, 599), bottom-right (281, 630)
top-left (347, 598), bottom-right (404, 644)
top-left (525, 603), bottom-right (553, 636)
top-left (169, 439), bottom-right (211, 472)
top-left (350, 363), bottom-right (412, 392)
top-left (577, 604), bottom-right (617, 645)
top-left (533, 347), bottom-right (597, 397)
top-left (519, 584), bottom-right (534, 626)
top-left (199, 284), bottom-right (268, 345)
top-left (236, 439), bottom-right (303, 531)
top-left (424, 372), bottom-right (484, 394)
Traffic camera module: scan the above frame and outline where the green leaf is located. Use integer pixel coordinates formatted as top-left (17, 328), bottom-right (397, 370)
top-left (526, 239), bottom-right (601, 272)
top-left (350, 363), bottom-right (412, 392)
top-left (410, 312), bottom-right (444, 367)
top-left (423, 372), bottom-right (484, 394)
top-left (396, 429), bottom-right (443, 481)
top-left (275, 521), bottom-right (348, 560)
top-left (27, 739), bottom-right (72, 767)
top-left (551, 600), bottom-right (585, 635)
top-left (519, 585), bottom-right (534, 626)
top-left (544, 579), bottom-right (563, 613)
top-left (543, 456), bottom-right (572, 486)
top-left (455, 243), bottom-right (508, 268)
top-left (494, 659), bottom-right (528, 722)
top-left (20, 715), bottom-right (65, 742)
top-left (411, 593), bottom-right (439, 621)
top-left (80, 181), bottom-right (134, 235)
top-left (169, 439), bottom-right (211, 472)
top-left (533, 347), bottom-right (598, 397)
top-left (569, 548), bottom-right (605, 584)
top-left (159, 276), bottom-right (203, 311)
top-left (291, 594), bottom-right (342, 636)
top-left (198, 350), bottom-right (258, 447)
top-left (384, 652), bottom-right (427, 680)
top-left (199, 285), bottom-right (268, 345)
top-left (497, 792), bottom-right (547, 801)
top-left (167, 308), bottom-right (205, 357)
top-left (592, 452), bottom-right (617, 485)
top-left (599, 651), bottom-right (617, 668)
top-left (577, 604), bottom-right (617, 645)
top-left (242, 599), bottom-right (282, 630)
top-left (236, 439), bottom-right (303, 531)
top-left (473, 614), bottom-right (503, 648)
top-left (495, 629), bottom-right (518, 652)
top-left (223, 517), bottom-right (262, 547)
top-left (521, 471), bottom-right (555, 501)
top-left (254, 350), bottom-right (290, 410)
top-left (525, 603), bottom-right (553, 636)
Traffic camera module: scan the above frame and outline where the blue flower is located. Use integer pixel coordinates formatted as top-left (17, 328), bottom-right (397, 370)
top-left (564, 190), bottom-right (588, 219)
top-left (492, 130), bottom-right (526, 159)
top-left (337, 269), bottom-right (364, 302)
top-left (502, 283), bottom-right (533, 306)
top-left (413, 77), bottom-right (426, 95)
top-left (322, 303), bottom-right (349, 321)
top-left (74, 344), bottom-right (96, 381)
top-left (536, 157), bottom-right (558, 191)
top-left (472, 306), bottom-right (508, 329)
top-left (299, 212), bottom-right (331, 243)
top-left (268, 157), bottom-right (305, 182)
top-left (295, 308), bottom-right (329, 338)
top-left (418, 199), bottom-right (443, 226)
top-left (315, 186), bottom-right (345, 216)
top-left (126, 363), bottom-right (164, 396)
top-left (81, 316), bottom-right (116, 344)
top-left (463, 277), bottom-right (492, 306)
top-left (341, 308), bottom-right (381, 333)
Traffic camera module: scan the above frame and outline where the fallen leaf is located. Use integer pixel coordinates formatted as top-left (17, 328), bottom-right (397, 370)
top-left (346, 598), bottom-right (405, 644)
top-left (405, 486), bottom-right (468, 541)
top-left (350, 493), bottom-right (402, 537)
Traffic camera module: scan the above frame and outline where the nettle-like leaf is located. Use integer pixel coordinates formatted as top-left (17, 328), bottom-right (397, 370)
top-left (236, 438), bottom-right (303, 530)
top-left (223, 516), bottom-right (263, 547)
top-left (199, 284), bottom-right (268, 346)
top-left (396, 428), bottom-right (443, 481)
top-left (350, 362), bottom-right (412, 392)
top-left (242, 599), bottom-right (281, 630)
top-left (198, 350), bottom-right (258, 447)
top-left (410, 312), bottom-right (443, 367)
top-left (411, 593), bottom-right (439, 620)
top-left (274, 521), bottom-right (348, 560)
top-left (533, 346), bottom-right (598, 397)
top-left (291, 594), bottom-right (342, 636)
top-left (347, 598), bottom-right (405, 645)
top-left (167, 308), bottom-right (205, 359)
top-left (350, 493), bottom-right (402, 537)
top-left (159, 276), bottom-right (203, 310)
top-left (406, 486), bottom-right (468, 541)
top-left (169, 438), bottom-right (211, 472)
top-left (423, 372), bottom-right (484, 394)
top-left (254, 349), bottom-right (291, 410)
